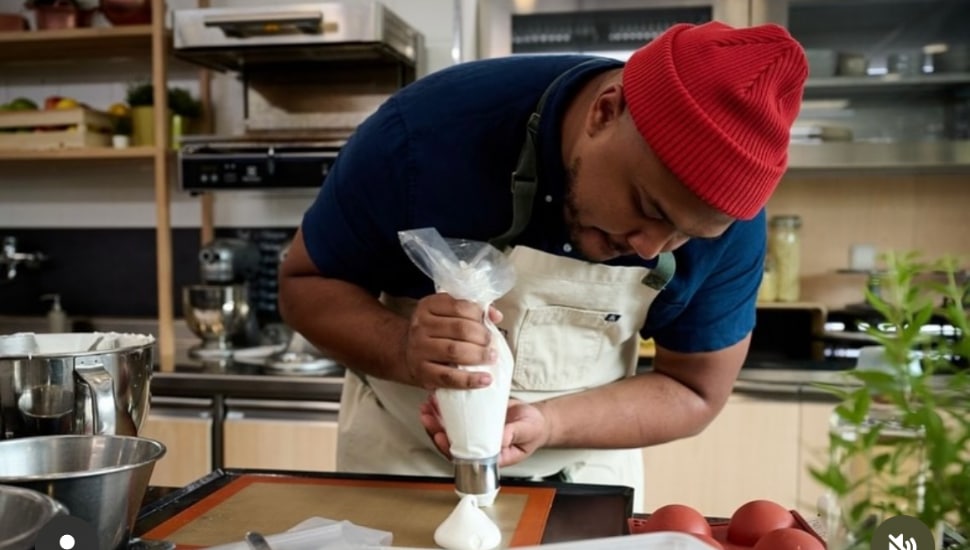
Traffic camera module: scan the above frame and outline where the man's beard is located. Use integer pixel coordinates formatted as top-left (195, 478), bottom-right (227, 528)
top-left (562, 157), bottom-right (591, 260)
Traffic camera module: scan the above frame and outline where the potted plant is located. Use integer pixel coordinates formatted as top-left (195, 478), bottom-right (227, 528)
top-left (167, 87), bottom-right (201, 149)
top-left (125, 81), bottom-right (158, 146)
top-left (811, 252), bottom-right (969, 550)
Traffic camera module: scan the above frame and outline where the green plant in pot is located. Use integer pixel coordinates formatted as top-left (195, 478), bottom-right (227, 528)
top-left (125, 81), bottom-right (157, 147)
top-left (167, 86), bottom-right (202, 149)
top-left (811, 252), bottom-right (969, 550)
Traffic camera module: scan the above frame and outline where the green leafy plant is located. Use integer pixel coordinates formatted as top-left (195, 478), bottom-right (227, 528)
top-left (811, 251), bottom-right (970, 549)
top-left (167, 87), bottom-right (201, 119)
top-left (125, 82), bottom-right (154, 108)
top-left (124, 83), bottom-right (201, 118)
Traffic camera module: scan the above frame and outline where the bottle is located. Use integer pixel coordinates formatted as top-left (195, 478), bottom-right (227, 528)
top-left (41, 293), bottom-right (69, 333)
top-left (768, 215), bottom-right (802, 302)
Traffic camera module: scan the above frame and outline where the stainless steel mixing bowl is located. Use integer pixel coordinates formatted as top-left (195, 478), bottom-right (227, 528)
top-left (0, 435), bottom-right (166, 550)
top-left (0, 484), bottom-right (68, 550)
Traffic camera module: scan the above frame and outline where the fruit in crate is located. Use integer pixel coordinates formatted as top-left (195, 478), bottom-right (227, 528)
top-left (43, 95), bottom-right (63, 110)
top-left (54, 97), bottom-right (80, 110)
top-left (2, 97), bottom-right (38, 111)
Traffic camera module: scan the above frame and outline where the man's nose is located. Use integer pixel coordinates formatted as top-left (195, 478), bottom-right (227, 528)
top-left (626, 228), bottom-right (683, 260)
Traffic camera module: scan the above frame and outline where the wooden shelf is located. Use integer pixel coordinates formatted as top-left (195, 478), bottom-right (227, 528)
top-left (0, 146), bottom-right (158, 160)
top-left (0, 25), bottom-right (156, 63)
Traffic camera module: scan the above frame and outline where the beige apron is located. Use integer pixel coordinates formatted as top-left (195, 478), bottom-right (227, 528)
top-left (336, 246), bottom-right (674, 511)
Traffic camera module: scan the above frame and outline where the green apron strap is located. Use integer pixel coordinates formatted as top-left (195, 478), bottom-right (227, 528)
top-left (489, 60), bottom-right (603, 251)
top-left (488, 112), bottom-right (541, 251)
top-left (641, 252), bottom-right (676, 290)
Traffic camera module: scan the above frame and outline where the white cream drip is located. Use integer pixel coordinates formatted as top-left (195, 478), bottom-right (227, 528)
top-left (433, 494), bottom-right (502, 550)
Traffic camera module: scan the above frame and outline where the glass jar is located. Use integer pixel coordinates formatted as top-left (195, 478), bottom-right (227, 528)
top-left (768, 215), bottom-right (802, 302)
top-left (757, 257), bottom-right (778, 302)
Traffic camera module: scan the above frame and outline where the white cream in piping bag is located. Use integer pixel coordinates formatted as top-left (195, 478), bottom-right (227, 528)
top-left (434, 494), bottom-right (502, 550)
top-left (435, 317), bottom-right (515, 507)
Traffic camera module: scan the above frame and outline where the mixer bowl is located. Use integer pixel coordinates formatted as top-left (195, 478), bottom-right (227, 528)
top-left (183, 284), bottom-right (250, 355)
top-left (0, 484), bottom-right (69, 550)
top-left (0, 435), bottom-right (165, 550)
top-left (0, 332), bottom-right (155, 439)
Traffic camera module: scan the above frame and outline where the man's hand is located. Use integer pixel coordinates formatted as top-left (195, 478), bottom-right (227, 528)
top-left (405, 293), bottom-right (502, 390)
top-left (419, 395), bottom-right (551, 467)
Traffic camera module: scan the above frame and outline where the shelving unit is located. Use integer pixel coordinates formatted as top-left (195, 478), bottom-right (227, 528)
top-left (0, 0), bottom-right (181, 372)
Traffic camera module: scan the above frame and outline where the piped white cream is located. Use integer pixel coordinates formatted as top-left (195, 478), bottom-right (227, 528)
top-left (433, 494), bottom-right (502, 550)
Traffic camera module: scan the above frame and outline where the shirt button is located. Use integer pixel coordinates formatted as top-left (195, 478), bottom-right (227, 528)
top-left (544, 195), bottom-right (553, 203)
top-left (563, 243), bottom-right (573, 253)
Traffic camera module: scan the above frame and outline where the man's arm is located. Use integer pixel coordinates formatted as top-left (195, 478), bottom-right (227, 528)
top-left (533, 335), bottom-right (749, 449)
top-left (278, 228), bottom-right (413, 383)
top-left (278, 228), bottom-right (498, 390)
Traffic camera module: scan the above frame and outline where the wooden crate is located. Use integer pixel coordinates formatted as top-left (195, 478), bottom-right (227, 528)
top-left (0, 107), bottom-right (113, 150)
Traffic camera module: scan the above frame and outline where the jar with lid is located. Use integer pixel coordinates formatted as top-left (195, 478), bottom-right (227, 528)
top-left (757, 256), bottom-right (778, 303)
top-left (768, 215), bottom-right (802, 302)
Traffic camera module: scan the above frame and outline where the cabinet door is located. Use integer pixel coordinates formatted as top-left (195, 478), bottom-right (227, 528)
top-left (140, 406), bottom-right (213, 488)
top-left (641, 394), bottom-right (801, 517)
top-left (222, 404), bottom-right (339, 472)
top-left (797, 400), bottom-right (836, 518)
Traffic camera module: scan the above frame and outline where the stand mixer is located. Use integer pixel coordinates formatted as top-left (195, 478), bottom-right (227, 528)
top-left (183, 238), bottom-right (260, 359)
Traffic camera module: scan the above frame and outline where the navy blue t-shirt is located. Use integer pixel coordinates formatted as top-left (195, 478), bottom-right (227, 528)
top-left (301, 55), bottom-right (765, 353)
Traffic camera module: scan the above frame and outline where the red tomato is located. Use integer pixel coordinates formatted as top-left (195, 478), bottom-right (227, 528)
top-left (689, 533), bottom-right (725, 549)
top-left (640, 504), bottom-right (713, 537)
top-left (753, 527), bottom-right (825, 550)
top-left (726, 499), bottom-right (796, 546)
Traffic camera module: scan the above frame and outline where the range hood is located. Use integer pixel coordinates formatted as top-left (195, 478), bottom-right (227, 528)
top-left (172, 2), bottom-right (424, 74)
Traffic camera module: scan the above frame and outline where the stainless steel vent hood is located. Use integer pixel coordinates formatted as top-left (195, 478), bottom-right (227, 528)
top-left (172, 2), bottom-right (424, 74)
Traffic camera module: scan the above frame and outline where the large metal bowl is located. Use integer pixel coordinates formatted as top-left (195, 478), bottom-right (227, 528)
top-left (0, 435), bottom-right (166, 550)
top-left (0, 484), bottom-right (68, 550)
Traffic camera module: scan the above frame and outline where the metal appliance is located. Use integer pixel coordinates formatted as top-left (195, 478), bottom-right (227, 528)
top-left (172, 2), bottom-right (425, 191)
top-left (478, 0), bottom-right (750, 61)
top-left (183, 239), bottom-right (261, 359)
top-left (0, 332), bottom-right (155, 440)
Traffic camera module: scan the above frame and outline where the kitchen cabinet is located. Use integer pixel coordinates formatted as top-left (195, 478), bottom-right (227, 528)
top-left (641, 393), bottom-right (801, 517)
top-left (140, 397), bottom-right (214, 488)
top-left (222, 399), bottom-right (339, 473)
top-left (797, 399), bottom-right (837, 517)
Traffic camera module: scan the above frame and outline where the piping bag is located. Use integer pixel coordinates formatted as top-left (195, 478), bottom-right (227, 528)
top-left (399, 228), bottom-right (516, 507)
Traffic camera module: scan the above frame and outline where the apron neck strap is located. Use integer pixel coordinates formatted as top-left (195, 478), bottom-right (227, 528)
top-left (489, 60), bottom-right (603, 251)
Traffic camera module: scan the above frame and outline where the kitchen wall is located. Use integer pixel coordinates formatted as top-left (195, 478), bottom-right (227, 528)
top-left (767, 171), bottom-right (970, 309)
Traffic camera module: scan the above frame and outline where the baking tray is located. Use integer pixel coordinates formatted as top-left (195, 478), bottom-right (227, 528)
top-left (134, 469), bottom-right (634, 547)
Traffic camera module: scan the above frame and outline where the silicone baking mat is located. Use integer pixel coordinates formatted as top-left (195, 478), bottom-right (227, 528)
top-left (142, 473), bottom-right (556, 548)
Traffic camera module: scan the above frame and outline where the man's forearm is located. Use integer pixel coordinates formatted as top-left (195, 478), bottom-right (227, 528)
top-left (279, 274), bottom-right (412, 384)
top-left (534, 337), bottom-right (749, 450)
top-left (535, 371), bottom-right (719, 450)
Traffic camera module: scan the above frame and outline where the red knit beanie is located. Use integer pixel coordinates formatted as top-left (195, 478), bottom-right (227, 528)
top-left (622, 21), bottom-right (808, 220)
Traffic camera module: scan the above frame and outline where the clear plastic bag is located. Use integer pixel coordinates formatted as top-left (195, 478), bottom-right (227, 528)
top-left (398, 228), bottom-right (516, 484)
top-left (398, 228), bottom-right (515, 306)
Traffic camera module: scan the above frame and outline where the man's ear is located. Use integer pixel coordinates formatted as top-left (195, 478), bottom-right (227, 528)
top-left (586, 83), bottom-right (626, 137)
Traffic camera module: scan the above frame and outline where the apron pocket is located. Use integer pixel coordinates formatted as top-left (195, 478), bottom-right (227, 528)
top-left (513, 306), bottom-right (623, 391)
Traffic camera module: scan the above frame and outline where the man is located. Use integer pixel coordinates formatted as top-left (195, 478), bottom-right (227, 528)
top-left (279, 21), bottom-right (808, 509)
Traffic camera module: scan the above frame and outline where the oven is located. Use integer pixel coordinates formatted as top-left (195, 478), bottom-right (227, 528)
top-left (171, 2), bottom-right (425, 191)
top-left (478, 0), bottom-right (751, 61)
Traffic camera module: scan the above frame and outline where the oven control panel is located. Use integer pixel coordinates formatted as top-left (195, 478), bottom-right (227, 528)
top-left (178, 143), bottom-right (340, 191)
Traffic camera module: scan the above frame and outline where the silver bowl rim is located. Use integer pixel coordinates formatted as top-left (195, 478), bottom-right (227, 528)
top-left (0, 331), bottom-right (155, 360)
top-left (0, 483), bottom-right (69, 547)
top-left (0, 435), bottom-right (166, 483)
